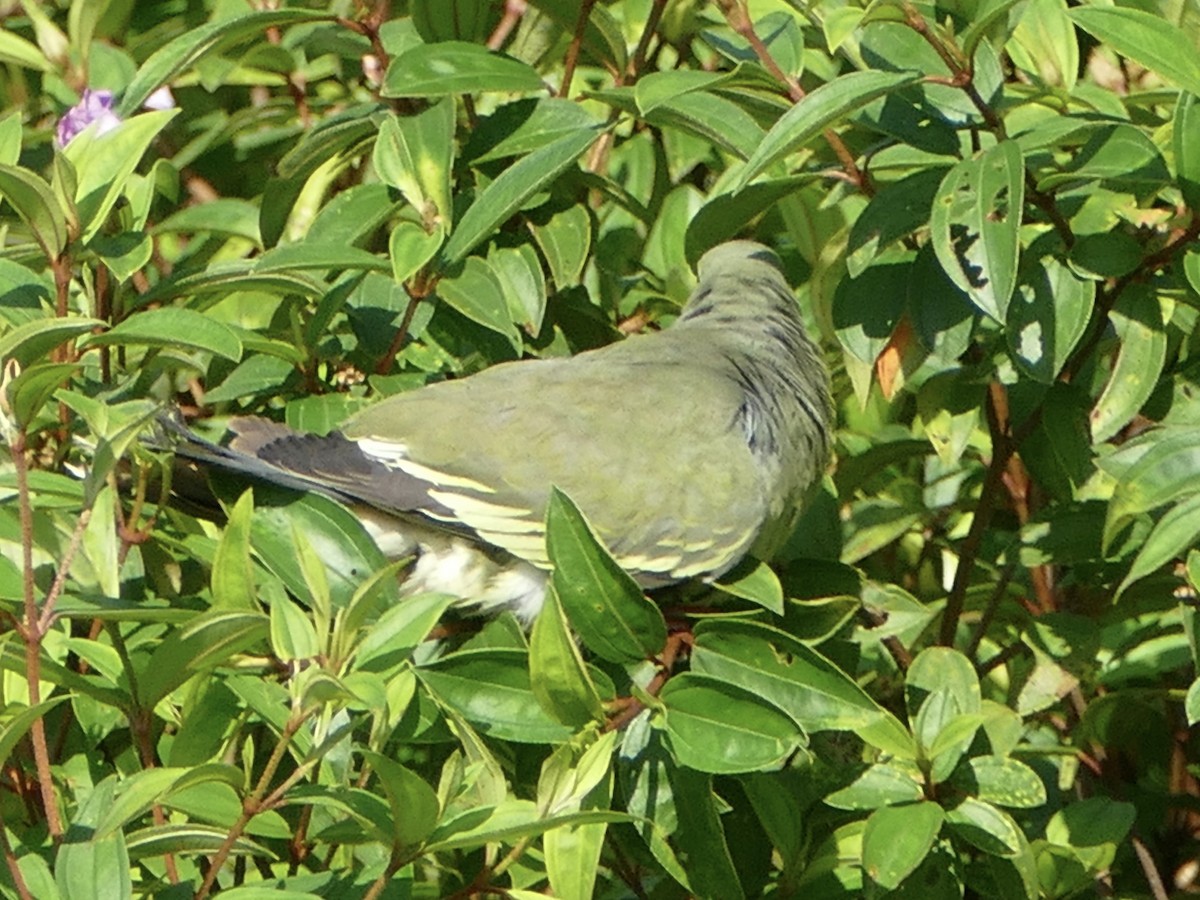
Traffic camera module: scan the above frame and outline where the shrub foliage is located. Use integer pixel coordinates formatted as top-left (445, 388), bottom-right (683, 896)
top-left (1, 0), bottom-right (1199, 897)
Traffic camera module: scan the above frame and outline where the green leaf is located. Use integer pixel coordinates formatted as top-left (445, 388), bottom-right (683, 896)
top-left (1038, 124), bottom-right (1170, 192)
top-left (1006, 256), bottom-right (1094, 384)
top-left (353, 592), bottom-right (454, 673)
top-left (1118, 493), bottom-right (1200, 595)
top-left (712, 557), bottom-right (784, 614)
top-left (419, 649), bottom-right (572, 743)
top-left (440, 127), bottom-right (601, 267)
top-left (641, 89), bottom-right (767, 160)
top-left (0, 697), bottom-right (70, 768)
top-left (1175, 92), bottom-right (1200, 211)
top-left (276, 103), bottom-right (380, 181)
top-left (138, 611), bottom-right (269, 707)
top-left (123, 824), bottom-right (267, 862)
top-left (138, 261), bottom-right (327, 305)
top-left (374, 100), bottom-right (456, 229)
top-left (691, 619), bottom-right (885, 731)
top-left (54, 779), bottom-right (132, 900)
top-left (82, 307), bottom-right (243, 361)
top-left (931, 140), bottom-right (1024, 321)
top-left (0, 317), bottom-right (103, 369)
top-left (117, 8), bottom-right (333, 115)
top-left (382, 41), bottom-right (544, 97)
top-left (361, 751), bottom-right (441, 850)
top-left (542, 736), bottom-right (615, 900)
top-left (684, 176), bottom-right (817, 267)
top-left (862, 802), bottom-right (943, 890)
top-left (950, 756), bottom-right (1047, 809)
top-left (469, 97), bottom-right (601, 163)
top-left (390, 221), bottom-right (443, 284)
top-left (0, 29), bottom-right (51, 71)
top-left (436, 256), bottom-right (520, 347)
top-left (906, 647), bottom-right (981, 779)
top-left (529, 585), bottom-right (605, 728)
top-left (824, 763), bottom-right (925, 810)
top-left (81, 484), bottom-right (119, 598)
top-left (0, 163), bottom-right (69, 259)
top-left (635, 70), bottom-right (735, 114)
top-left (523, 0), bottom-right (628, 70)
top-left (253, 242), bottom-right (389, 275)
top-left (1007, 0), bottom-right (1078, 90)
top-left (661, 674), bottom-right (803, 774)
top-left (240, 488), bottom-right (389, 612)
top-left (1187, 676), bottom-right (1200, 726)
top-left (1045, 797), bottom-right (1135, 873)
top-left (846, 168), bottom-right (946, 278)
top-left (946, 797), bottom-right (1026, 857)
top-left (269, 593), bottom-right (320, 663)
top-left (63, 109), bottom-right (178, 243)
top-left (490, 242), bottom-right (547, 333)
top-left (426, 801), bottom-right (629, 854)
top-left (734, 70), bottom-right (921, 190)
top-left (211, 491), bottom-right (259, 612)
top-left (546, 488), bottom-right (667, 665)
top-left (1069, 6), bottom-right (1200, 97)
top-left (1090, 284), bottom-right (1166, 443)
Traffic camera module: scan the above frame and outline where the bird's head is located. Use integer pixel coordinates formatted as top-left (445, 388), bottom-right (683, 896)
top-left (682, 240), bottom-right (798, 324)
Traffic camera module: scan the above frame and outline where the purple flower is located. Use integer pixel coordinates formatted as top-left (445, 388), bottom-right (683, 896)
top-left (55, 89), bottom-right (122, 148)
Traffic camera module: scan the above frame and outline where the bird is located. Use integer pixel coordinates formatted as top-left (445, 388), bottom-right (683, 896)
top-left (166, 240), bottom-right (833, 624)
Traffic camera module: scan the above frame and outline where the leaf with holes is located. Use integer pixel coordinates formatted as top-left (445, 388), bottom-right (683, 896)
top-left (931, 141), bottom-right (1024, 322)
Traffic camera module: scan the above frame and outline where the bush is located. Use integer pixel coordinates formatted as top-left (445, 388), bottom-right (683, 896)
top-left (1, 1), bottom-right (1198, 897)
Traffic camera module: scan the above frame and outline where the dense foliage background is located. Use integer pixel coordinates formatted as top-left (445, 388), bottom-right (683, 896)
top-left (2, 0), bottom-right (1200, 896)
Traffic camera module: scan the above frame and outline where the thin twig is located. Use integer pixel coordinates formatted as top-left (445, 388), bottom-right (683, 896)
top-left (38, 507), bottom-right (92, 636)
top-left (964, 564), bottom-right (1015, 661)
top-left (559, 0), bottom-right (598, 98)
top-left (0, 810), bottom-right (33, 900)
top-left (486, 0), bottom-right (526, 50)
top-left (715, 0), bottom-right (868, 192)
top-left (1131, 832), bottom-right (1169, 900)
top-left (939, 382), bottom-right (1012, 646)
top-left (194, 714), bottom-right (307, 900)
top-left (11, 430), bottom-right (64, 840)
top-left (626, 0), bottom-right (669, 83)
top-left (374, 285), bottom-right (425, 375)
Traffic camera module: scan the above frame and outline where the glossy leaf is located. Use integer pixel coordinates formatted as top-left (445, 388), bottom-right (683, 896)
top-left (1175, 92), bottom-right (1200, 210)
top-left (383, 42), bottom-right (544, 97)
top-left (0, 316), bottom-right (103, 369)
top-left (946, 797), bottom-right (1025, 857)
top-left (712, 557), bottom-right (784, 614)
top-left (138, 611), bottom-right (269, 707)
top-left (82, 307), bottom-right (243, 361)
top-left (1069, 7), bottom-right (1200, 97)
top-left (440, 127), bottom-right (601, 267)
top-left (660, 673), bottom-right (803, 774)
top-left (691, 619), bottom-right (885, 731)
top-left (1090, 285), bottom-right (1166, 443)
top-left (419, 649), bottom-right (572, 743)
top-left (824, 762), bottom-right (925, 810)
top-left (63, 109), bottom-right (178, 242)
top-left (117, 9), bottom-right (332, 114)
top-left (546, 489), bottom-right (666, 664)
top-left (0, 163), bottom-right (68, 258)
top-left (735, 70), bottom-right (920, 189)
top-left (862, 802), bottom-right (943, 890)
top-left (931, 141), bottom-right (1024, 321)
top-left (1006, 256), bottom-right (1094, 384)
top-left (529, 585), bottom-right (605, 728)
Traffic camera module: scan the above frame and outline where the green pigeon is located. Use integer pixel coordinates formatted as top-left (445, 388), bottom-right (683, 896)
top-left (169, 240), bottom-right (833, 622)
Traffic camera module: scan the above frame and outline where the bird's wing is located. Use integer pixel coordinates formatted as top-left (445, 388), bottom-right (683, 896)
top-left (342, 335), bottom-right (770, 581)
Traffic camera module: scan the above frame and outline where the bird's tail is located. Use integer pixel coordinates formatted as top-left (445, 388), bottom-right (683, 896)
top-left (152, 412), bottom-right (341, 499)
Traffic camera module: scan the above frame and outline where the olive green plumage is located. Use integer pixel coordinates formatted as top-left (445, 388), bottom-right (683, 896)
top-left (172, 240), bottom-right (833, 622)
